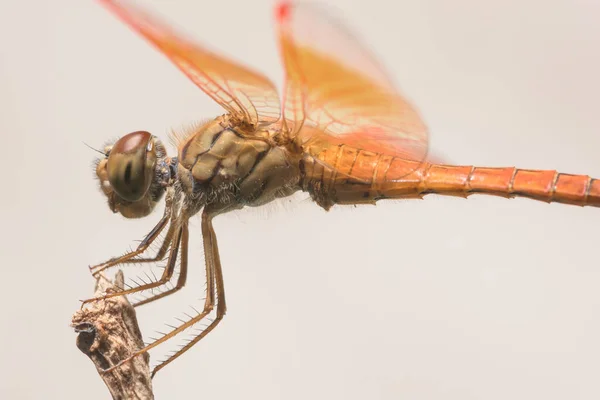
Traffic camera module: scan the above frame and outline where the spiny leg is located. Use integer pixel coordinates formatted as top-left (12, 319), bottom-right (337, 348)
top-left (150, 208), bottom-right (227, 377)
top-left (89, 194), bottom-right (175, 277)
top-left (89, 188), bottom-right (180, 276)
top-left (103, 207), bottom-right (227, 377)
top-left (132, 223), bottom-right (189, 308)
top-left (82, 223), bottom-right (184, 306)
top-left (121, 221), bottom-right (175, 264)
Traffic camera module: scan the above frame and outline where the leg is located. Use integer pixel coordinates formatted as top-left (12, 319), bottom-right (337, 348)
top-left (90, 188), bottom-right (179, 277)
top-left (89, 213), bottom-right (171, 277)
top-left (90, 188), bottom-right (177, 277)
top-left (82, 222), bottom-right (185, 306)
top-left (120, 221), bottom-right (175, 264)
top-left (103, 207), bottom-right (227, 377)
top-left (132, 223), bottom-right (189, 308)
top-left (150, 209), bottom-right (227, 376)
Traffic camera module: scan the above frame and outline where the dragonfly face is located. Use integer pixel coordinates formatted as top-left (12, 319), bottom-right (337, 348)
top-left (95, 131), bottom-right (170, 219)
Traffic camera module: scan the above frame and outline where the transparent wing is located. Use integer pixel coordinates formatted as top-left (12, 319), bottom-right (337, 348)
top-left (276, 1), bottom-right (429, 164)
top-left (98, 0), bottom-right (281, 129)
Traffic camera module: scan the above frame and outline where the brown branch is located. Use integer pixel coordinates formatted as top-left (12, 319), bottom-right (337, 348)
top-left (72, 271), bottom-right (154, 400)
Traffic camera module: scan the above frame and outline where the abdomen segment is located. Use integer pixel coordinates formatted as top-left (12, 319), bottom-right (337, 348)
top-left (301, 145), bottom-right (600, 209)
top-left (406, 164), bottom-right (600, 206)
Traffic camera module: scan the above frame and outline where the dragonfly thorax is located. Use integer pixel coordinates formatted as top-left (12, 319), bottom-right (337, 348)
top-left (175, 116), bottom-right (302, 211)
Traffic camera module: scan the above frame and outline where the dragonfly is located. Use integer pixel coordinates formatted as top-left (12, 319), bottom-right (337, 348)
top-left (86, 0), bottom-right (600, 377)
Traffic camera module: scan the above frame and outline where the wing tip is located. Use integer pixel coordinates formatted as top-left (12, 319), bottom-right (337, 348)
top-left (275, 1), bottom-right (292, 23)
top-left (96, 0), bottom-right (116, 9)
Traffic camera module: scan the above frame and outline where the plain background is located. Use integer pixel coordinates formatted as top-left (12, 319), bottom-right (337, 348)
top-left (1, 0), bottom-right (600, 398)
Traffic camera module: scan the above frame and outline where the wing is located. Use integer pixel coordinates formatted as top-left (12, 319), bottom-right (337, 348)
top-left (276, 1), bottom-right (429, 165)
top-left (98, 0), bottom-right (281, 129)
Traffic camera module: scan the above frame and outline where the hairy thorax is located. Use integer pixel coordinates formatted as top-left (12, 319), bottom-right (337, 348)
top-left (175, 116), bottom-right (302, 212)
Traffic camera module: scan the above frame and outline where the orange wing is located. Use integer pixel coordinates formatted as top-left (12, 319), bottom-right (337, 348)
top-left (276, 1), bottom-right (429, 164)
top-left (98, 0), bottom-right (281, 129)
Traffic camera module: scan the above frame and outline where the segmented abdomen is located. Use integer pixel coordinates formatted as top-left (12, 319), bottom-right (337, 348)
top-left (300, 144), bottom-right (600, 209)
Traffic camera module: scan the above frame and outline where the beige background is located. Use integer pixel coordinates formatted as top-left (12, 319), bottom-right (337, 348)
top-left (1, 0), bottom-right (599, 399)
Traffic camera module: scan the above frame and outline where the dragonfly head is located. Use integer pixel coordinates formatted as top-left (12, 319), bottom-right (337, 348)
top-left (95, 131), bottom-right (169, 218)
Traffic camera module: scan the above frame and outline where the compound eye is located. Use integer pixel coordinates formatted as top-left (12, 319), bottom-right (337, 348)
top-left (106, 131), bottom-right (156, 202)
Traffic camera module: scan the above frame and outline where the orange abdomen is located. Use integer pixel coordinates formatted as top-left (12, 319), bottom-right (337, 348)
top-left (301, 145), bottom-right (600, 209)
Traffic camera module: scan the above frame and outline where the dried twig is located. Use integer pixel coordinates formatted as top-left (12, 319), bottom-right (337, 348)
top-left (72, 271), bottom-right (154, 400)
